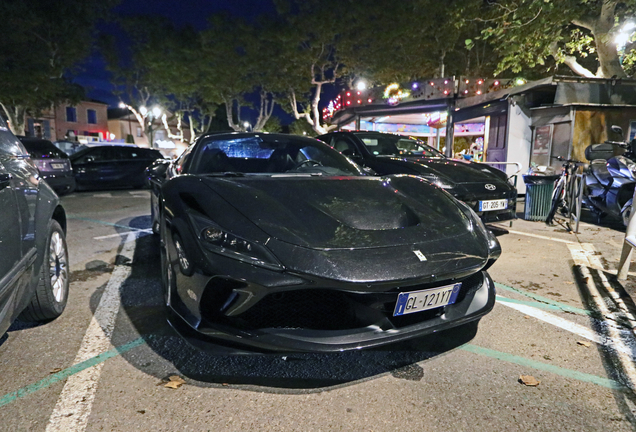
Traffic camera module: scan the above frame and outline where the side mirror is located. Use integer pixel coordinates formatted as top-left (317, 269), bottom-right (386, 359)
top-left (611, 125), bottom-right (624, 138)
top-left (147, 159), bottom-right (170, 183)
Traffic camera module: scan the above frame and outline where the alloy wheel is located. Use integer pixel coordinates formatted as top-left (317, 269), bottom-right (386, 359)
top-left (49, 230), bottom-right (68, 302)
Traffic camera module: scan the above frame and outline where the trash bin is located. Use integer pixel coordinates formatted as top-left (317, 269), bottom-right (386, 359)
top-left (522, 175), bottom-right (560, 221)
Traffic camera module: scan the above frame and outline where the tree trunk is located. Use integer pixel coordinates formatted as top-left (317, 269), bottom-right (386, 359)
top-left (223, 98), bottom-right (243, 132)
top-left (0, 104), bottom-right (26, 136)
top-left (594, 30), bottom-right (627, 78)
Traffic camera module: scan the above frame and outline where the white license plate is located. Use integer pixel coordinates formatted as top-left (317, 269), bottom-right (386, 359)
top-left (50, 163), bottom-right (65, 170)
top-left (393, 283), bottom-right (462, 316)
top-left (479, 199), bottom-right (508, 212)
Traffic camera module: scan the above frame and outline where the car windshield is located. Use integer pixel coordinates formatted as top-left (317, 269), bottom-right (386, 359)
top-left (21, 139), bottom-right (68, 159)
top-left (190, 134), bottom-right (363, 176)
top-left (354, 133), bottom-right (444, 158)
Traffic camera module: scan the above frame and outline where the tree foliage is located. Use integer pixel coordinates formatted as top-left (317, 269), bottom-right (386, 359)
top-left (481, 0), bottom-right (636, 78)
top-left (0, 0), bottom-right (116, 135)
top-left (101, 16), bottom-right (212, 143)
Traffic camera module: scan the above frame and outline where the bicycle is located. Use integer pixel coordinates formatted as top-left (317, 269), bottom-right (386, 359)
top-left (545, 156), bottom-right (585, 227)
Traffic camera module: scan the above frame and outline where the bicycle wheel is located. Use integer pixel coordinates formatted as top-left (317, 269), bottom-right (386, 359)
top-left (545, 177), bottom-right (564, 225)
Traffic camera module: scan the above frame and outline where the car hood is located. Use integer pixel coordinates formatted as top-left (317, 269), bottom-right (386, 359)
top-left (385, 156), bottom-right (508, 185)
top-left (201, 175), bottom-right (485, 252)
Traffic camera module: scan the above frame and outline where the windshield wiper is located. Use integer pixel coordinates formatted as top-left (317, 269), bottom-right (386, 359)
top-left (270, 172), bottom-right (323, 177)
top-left (203, 172), bottom-right (246, 177)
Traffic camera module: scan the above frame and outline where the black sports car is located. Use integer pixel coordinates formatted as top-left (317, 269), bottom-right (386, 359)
top-left (317, 131), bottom-right (517, 224)
top-left (148, 132), bottom-right (500, 353)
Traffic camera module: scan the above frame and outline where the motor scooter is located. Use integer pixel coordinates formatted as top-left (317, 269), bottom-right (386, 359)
top-left (584, 125), bottom-right (636, 226)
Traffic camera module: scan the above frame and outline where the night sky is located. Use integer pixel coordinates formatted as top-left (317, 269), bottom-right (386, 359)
top-left (75, 0), bottom-right (278, 119)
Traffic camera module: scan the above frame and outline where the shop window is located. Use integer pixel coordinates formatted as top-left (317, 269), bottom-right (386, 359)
top-left (87, 109), bottom-right (97, 124)
top-left (66, 107), bottom-right (77, 122)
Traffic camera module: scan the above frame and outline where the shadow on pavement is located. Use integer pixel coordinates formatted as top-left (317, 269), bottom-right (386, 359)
top-left (106, 216), bottom-right (481, 393)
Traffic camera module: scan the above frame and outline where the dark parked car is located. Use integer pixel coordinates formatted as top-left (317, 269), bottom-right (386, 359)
top-left (148, 132), bottom-right (500, 353)
top-left (69, 145), bottom-right (164, 190)
top-left (317, 131), bottom-right (517, 224)
top-left (19, 137), bottom-right (75, 195)
top-left (53, 140), bottom-right (88, 156)
top-left (0, 125), bottom-right (69, 336)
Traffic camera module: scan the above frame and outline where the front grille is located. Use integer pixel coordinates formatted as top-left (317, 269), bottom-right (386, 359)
top-left (234, 290), bottom-right (360, 330)
top-left (227, 272), bottom-right (485, 331)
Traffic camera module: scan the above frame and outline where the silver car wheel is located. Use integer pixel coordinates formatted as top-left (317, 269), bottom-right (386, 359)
top-left (175, 239), bottom-right (190, 271)
top-left (49, 230), bottom-right (68, 302)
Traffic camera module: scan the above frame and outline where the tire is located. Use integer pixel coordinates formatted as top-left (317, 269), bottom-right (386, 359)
top-left (150, 193), bottom-right (160, 236)
top-left (160, 224), bottom-right (175, 307)
top-left (545, 179), bottom-right (564, 226)
top-left (20, 220), bottom-right (69, 321)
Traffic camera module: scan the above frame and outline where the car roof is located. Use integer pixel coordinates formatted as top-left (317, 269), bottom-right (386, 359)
top-left (18, 137), bottom-right (55, 145)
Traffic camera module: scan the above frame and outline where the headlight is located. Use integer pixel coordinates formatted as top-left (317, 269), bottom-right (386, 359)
top-left (456, 201), bottom-right (500, 258)
top-left (190, 215), bottom-right (283, 270)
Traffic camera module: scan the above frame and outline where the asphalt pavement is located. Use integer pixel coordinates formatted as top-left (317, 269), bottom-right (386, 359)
top-left (1, 190), bottom-right (636, 431)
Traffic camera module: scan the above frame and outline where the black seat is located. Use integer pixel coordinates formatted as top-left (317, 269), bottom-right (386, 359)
top-left (267, 149), bottom-right (295, 173)
top-left (198, 149), bottom-right (234, 173)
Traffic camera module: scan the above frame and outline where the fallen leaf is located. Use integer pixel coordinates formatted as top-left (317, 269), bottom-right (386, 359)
top-left (137, 410), bottom-right (146, 414)
top-left (49, 368), bottom-right (63, 374)
top-left (524, 316), bottom-right (530, 319)
top-left (577, 340), bottom-right (591, 347)
top-left (222, 383), bottom-right (229, 386)
top-left (519, 375), bottom-right (540, 386)
top-left (543, 355), bottom-right (552, 361)
top-left (163, 375), bottom-right (186, 389)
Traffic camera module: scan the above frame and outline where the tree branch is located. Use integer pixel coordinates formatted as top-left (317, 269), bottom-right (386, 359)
top-left (549, 42), bottom-right (595, 77)
top-left (289, 89), bottom-right (314, 126)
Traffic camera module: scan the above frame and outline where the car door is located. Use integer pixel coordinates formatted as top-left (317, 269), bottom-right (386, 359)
top-left (74, 147), bottom-right (119, 187)
top-left (0, 130), bottom-right (32, 334)
top-left (119, 147), bottom-right (146, 186)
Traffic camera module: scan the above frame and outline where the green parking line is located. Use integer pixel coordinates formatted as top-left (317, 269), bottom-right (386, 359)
top-left (462, 344), bottom-right (624, 390)
top-left (0, 337), bottom-right (623, 407)
top-left (495, 282), bottom-right (590, 316)
top-left (0, 337), bottom-right (145, 408)
top-left (495, 295), bottom-right (577, 313)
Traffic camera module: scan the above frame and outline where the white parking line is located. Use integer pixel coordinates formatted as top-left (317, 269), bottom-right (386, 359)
top-left (45, 232), bottom-right (136, 432)
top-left (506, 229), bottom-right (576, 244)
top-left (497, 300), bottom-right (636, 360)
top-left (567, 242), bottom-right (636, 391)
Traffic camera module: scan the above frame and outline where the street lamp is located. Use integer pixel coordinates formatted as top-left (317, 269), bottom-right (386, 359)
top-left (356, 80), bottom-right (367, 91)
top-left (141, 105), bottom-right (162, 148)
top-left (243, 121), bottom-right (251, 132)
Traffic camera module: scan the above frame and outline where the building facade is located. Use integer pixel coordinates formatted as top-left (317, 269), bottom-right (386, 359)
top-left (24, 100), bottom-right (109, 143)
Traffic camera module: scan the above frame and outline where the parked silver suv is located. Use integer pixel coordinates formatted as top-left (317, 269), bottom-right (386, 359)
top-left (0, 124), bottom-right (69, 336)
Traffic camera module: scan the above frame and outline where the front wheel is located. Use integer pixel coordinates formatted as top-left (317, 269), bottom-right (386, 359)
top-left (545, 179), bottom-right (564, 226)
top-left (20, 220), bottom-right (69, 321)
